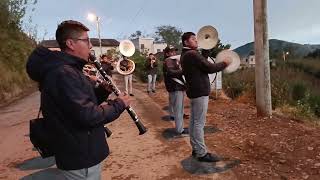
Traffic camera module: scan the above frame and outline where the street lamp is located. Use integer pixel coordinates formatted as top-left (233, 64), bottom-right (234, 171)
top-left (87, 13), bottom-right (102, 56)
top-left (282, 51), bottom-right (289, 61)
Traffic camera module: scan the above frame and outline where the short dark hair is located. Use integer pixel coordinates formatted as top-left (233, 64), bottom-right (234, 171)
top-left (149, 53), bottom-right (154, 56)
top-left (181, 32), bottom-right (195, 47)
top-left (55, 20), bottom-right (90, 50)
top-left (101, 54), bottom-right (107, 59)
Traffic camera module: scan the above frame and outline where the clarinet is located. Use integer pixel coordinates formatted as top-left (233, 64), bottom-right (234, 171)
top-left (89, 54), bottom-right (147, 135)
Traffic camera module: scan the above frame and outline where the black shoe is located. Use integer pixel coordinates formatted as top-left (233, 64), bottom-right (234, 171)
top-left (152, 90), bottom-right (156, 93)
top-left (178, 129), bottom-right (189, 136)
top-left (197, 153), bottom-right (221, 162)
top-left (192, 151), bottom-right (196, 157)
top-left (147, 91), bottom-right (150, 94)
top-left (130, 94), bottom-right (134, 96)
top-left (169, 116), bottom-right (175, 120)
top-left (181, 129), bottom-right (189, 134)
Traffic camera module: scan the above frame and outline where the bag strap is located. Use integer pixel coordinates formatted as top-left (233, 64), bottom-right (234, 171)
top-left (37, 106), bottom-right (42, 119)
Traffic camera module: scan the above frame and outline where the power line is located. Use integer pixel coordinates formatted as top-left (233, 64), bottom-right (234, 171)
top-left (118, 0), bottom-right (148, 39)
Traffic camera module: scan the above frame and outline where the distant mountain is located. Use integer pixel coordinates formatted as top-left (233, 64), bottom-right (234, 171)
top-left (234, 39), bottom-right (320, 59)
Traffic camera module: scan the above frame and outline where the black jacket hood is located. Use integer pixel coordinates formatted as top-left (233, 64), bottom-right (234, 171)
top-left (26, 46), bottom-right (87, 83)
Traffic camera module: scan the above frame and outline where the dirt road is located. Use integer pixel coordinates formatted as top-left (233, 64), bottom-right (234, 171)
top-left (0, 75), bottom-right (237, 180)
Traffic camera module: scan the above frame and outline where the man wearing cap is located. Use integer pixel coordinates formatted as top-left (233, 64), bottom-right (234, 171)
top-left (163, 45), bottom-right (188, 135)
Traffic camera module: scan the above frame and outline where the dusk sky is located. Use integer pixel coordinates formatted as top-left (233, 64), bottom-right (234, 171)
top-left (24, 0), bottom-right (320, 49)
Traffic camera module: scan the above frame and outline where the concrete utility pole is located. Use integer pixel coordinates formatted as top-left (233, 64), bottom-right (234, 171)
top-left (253, 0), bottom-right (272, 116)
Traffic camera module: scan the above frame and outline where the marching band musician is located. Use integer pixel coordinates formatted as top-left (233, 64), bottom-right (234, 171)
top-left (121, 55), bottom-right (135, 96)
top-left (145, 53), bottom-right (158, 93)
top-left (180, 32), bottom-right (231, 162)
top-left (26, 20), bottom-right (131, 179)
top-left (100, 54), bottom-right (114, 78)
top-left (163, 45), bottom-right (188, 135)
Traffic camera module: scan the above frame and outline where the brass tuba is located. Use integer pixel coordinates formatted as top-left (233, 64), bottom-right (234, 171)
top-left (116, 40), bottom-right (136, 75)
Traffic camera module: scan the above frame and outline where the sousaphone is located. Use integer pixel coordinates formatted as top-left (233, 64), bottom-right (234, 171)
top-left (116, 40), bottom-right (136, 75)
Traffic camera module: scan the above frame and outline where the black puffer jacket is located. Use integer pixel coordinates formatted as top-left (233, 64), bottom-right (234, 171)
top-left (26, 46), bottom-right (126, 170)
top-left (180, 48), bottom-right (227, 98)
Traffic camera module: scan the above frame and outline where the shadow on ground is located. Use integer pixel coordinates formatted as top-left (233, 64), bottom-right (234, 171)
top-left (181, 156), bottom-right (240, 175)
top-left (161, 115), bottom-right (174, 122)
top-left (20, 168), bottom-right (65, 180)
top-left (162, 126), bottom-right (220, 140)
top-left (16, 156), bottom-right (55, 170)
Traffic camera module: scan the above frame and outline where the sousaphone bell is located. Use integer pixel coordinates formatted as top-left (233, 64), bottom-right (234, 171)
top-left (116, 40), bottom-right (136, 75)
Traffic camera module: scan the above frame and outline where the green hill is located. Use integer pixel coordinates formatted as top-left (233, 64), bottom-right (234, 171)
top-left (234, 39), bottom-right (320, 59)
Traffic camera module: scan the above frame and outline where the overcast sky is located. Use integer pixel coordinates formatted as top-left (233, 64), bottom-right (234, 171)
top-left (24, 0), bottom-right (320, 49)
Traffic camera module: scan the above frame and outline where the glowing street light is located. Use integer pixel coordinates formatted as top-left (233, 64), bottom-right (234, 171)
top-left (282, 51), bottom-right (289, 61)
top-left (87, 13), bottom-right (102, 56)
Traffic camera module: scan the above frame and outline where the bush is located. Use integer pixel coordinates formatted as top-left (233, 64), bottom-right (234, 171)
top-left (308, 95), bottom-right (320, 117)
top-left (271, 78), bottom-right (289, 109)
top-left (291, 82), bottom-right (307, 101)
top-left (223, 68), bottom-right (255, 99)
top-left (131, 51), bottom-right (163, 83)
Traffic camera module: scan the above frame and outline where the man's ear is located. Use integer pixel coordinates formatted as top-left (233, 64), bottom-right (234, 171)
top-left (183, 40), bottom-right (188, 46)
top-left (65, 39), bottom-right (75, 50)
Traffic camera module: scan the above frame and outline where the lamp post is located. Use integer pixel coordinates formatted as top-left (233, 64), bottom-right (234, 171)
top-left (88, 13), bottom-right (103, 56)
top-left (282, 51), bottom-right (289, 61)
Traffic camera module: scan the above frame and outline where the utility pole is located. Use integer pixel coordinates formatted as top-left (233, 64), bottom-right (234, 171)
top-left (253, 0), bottom-right (272, 116)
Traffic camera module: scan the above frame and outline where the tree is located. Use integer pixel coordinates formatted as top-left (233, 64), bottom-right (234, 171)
top-left (155, 25), bottom-right (183, 48)
top-left (0, 0), bottom-right (37, 30)
top-left (209, 39), bottom-right (231, 58)
top-left (129, 30), bottom-right (142, 40)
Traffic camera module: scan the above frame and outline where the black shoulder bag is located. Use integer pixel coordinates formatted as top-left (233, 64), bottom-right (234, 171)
top-left (29, 107), bottom-right (54, 158)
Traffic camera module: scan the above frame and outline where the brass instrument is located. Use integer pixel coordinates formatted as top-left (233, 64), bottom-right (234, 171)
top-left (197, 25), bottom-right (240, 74)
top-left (116, 40), bottom-right (136, 75)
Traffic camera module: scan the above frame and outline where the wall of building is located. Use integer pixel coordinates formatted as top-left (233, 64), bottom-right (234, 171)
top-left (91, 46), bottom-right (119, 58)
top-left (153, 43), bottom-right (167, 53)
top-left (132, 38), bottom-right (167, 54)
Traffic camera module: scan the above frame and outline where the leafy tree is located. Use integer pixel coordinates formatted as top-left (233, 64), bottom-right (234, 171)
top-left (129, 30), bottom-right (142, 40)
top-left (155, 25), bottom-right (183, 48)
top-left (1, 0), bottom-right (37, 30)
top-left (209, 39), bottom-right (231, 58)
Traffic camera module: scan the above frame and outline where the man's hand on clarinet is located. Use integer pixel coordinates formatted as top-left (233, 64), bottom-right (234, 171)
top-left (118, 92), bottom-right (131, 107)
top-left (100, 81), bottom-right (113, 94)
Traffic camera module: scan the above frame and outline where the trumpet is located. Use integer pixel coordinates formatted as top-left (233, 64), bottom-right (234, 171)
top-left (150, 58), bottom-right (156, 68)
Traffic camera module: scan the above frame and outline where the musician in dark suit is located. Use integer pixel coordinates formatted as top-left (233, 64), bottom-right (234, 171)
top-left (145, 53), bottom-right (158, 93)
top-left (26, 20), bottom-right (130, 179)
top-left (100, 54), bottom-right (114, 77)
top-left (180, 32), bottom-right (231, 162)
top-left (163, 45), bottom-right (188, 135)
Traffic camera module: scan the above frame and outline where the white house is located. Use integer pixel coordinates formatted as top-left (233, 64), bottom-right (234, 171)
top-left (241, 51), bottom-right (256, 68)
top-left (131, 37), bottom-right (167, 54)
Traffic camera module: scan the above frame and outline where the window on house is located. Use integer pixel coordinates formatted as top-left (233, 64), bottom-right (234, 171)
top-left (141, 44), bottom-right (144, 49)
